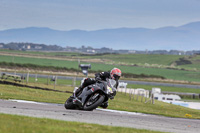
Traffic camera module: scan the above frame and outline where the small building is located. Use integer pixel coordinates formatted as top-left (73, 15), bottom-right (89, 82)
top-left (152, 88), bottom-right (181, 101)
top-left (87, 49), bottom-right (96, 53)
top-left (154, 93), bottom-right (181, 101)
top-left (26, 45), bottom-right (31, 49)
top-left (35, 46), bottom-right (42, 49)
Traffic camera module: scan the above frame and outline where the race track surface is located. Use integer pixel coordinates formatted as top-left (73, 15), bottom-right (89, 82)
top-left (0, 99), bottom-right (200, 133)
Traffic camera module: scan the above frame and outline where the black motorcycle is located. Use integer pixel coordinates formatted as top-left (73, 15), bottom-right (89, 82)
top-left (64, 78), bottom-right (117, 111)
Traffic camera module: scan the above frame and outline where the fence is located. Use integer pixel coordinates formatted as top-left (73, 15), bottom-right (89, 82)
top-left (117, 87), bottom-right (200, 105)
top-left (0, 71), bottom-right (83, 90)
top-left (1, 71), bottom-right (199, 101)
top-left (117, 87), bottom-right (155, 104)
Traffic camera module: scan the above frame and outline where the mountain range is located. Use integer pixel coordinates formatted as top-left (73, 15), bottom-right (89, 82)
top-left (0, 21), bottom-right (200, 50)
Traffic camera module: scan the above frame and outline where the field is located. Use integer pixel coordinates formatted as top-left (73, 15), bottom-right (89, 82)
top-left (0, 49), bottom-right (196, 66)
top-left (1, 54), bottom-right (200, 82)
top-left (0, 49), bottom-right (186, 65)
top-left (86, 54), bottom-right (183, 66)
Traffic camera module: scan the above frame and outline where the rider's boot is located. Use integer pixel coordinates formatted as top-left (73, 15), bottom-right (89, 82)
top-left (100, 101), bottom-right (109, 109)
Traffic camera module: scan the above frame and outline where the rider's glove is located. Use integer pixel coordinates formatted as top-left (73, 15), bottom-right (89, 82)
top-left (95, 76), bottom-right (101, 81)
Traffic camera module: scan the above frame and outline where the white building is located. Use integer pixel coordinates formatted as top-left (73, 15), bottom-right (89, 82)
top-left (35, 46), bottom-right (42, 49)
top-left (152, 88), bottom-right (181, 101)
top-left (154, 93), bottom-right (181, 101)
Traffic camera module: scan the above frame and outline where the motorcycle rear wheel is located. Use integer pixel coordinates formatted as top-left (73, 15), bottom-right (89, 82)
top-left (83, 94), bottom-right (105, 111)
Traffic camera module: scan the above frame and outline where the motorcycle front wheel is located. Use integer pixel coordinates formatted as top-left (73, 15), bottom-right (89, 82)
top-left (83, 93), bottom-right (105, 111)
top-left (64, 96), bottom-right (76, 110)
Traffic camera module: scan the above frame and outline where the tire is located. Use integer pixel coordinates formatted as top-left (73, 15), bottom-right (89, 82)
top-left (83, 94), bottom-right (105, 111)
top-left (64, 97), bottom-right (76, 110)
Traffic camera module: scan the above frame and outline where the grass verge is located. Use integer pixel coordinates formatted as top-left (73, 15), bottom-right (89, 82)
top-left (0, 113), bottom-right (164, 133)
top-left (109, 93), bottom-right (200, 119)
top-left (0, 84), bottom-right (200, 119)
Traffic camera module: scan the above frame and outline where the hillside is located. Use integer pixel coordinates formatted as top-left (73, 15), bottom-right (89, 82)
top-left (0, 22), bottom-right (200, 50)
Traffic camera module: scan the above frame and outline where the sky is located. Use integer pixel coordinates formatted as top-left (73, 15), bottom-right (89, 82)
top-left (0, 0), bottom-right (200, 31)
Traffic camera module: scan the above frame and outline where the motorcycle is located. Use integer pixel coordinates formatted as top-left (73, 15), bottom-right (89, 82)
top-left (64, 78), bottom-right (117, 111)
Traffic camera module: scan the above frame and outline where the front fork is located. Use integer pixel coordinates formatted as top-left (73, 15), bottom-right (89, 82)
top-left (73, 87), bottom-right (78, 97)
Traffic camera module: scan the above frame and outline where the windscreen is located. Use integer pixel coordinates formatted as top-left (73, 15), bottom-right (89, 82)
top-left (108, 79), bottom-right (116, 89)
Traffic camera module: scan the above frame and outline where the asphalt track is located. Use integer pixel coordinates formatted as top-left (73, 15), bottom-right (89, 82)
top-left (0, 99), bottom-right (200, 133)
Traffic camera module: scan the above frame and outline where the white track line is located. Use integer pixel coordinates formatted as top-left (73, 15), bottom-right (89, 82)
top-left (9, 99), bottom-right (148, 116)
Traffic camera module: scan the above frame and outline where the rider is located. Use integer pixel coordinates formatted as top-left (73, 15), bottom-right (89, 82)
top-left (75, 68), bottom-right (122, 108)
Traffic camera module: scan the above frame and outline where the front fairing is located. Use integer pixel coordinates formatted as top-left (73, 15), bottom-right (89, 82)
top-left (106, 79), bottom-right (117, 98)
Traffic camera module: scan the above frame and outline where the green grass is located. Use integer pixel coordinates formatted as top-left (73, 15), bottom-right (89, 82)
top-left (127, 84), bottom-right (200, 94)
top-left (0, 55), bottom-right (79, 68)
top-left (1, 84), bottom-right (200, 119)
top-left (175, 55), bottom-right (200, 70)
top-left (109, 93), bottom-right (200, 119)
top-left (0, 49), bottom-right (182, 65)
top-left (0, 49), bottom-right (81, 57)
top-left (181, 63), bottom-right (200, 70)
top-left (2, 76), bottom-right (200, 94)
top-left (1, 55), bottom-right (200, 82)
top-left (0, 76), bottom-right (80, 92)
top-left (0, 113), bottom-right (164, 133)
top-left (90, 54), bottom-right (183, 66)
top-left (3, 49), bottom-right (200, 69)
top-left (0, 84), bottom-right (70, 103)
top-left (27, 76), bottom-right (81, 86)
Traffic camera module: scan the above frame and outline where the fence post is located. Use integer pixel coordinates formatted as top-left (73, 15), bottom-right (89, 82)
top-left (145, 91), bottom-right (148, 103)
top-left (152, 93), bottom-right (155, 104)
top-left (132, 89), bottom-right (135, 100)
top-left (26, 71), bottom-right (29, 84)
top-left (129, 89), bottom-right (132, 100)
top-left (125, 88), bottom-right (127, 95)
top-left (47, 75), bottom-right (49, 85)
top-left (141, 91), bottom-right (144, 102)
top-left (34, 73), bottom-right (37, 88)
top-left (35, 74), bottom-right (37, 83)
top-left (72, 77), bottom-right (76, 87)
top-left (22, 73), bottom-right (24, 85)
top-left (193, 94), bottom-right (195, 99)
top-left (145, 92), bottom-right (152, 104)
top-left (136, 90), bottom-right (139, 101)
top-left (54, 76), bottom-right (57, 89)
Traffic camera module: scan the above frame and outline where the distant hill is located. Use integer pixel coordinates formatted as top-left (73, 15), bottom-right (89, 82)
top-left (0, 21), bottom-right (200, 50)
